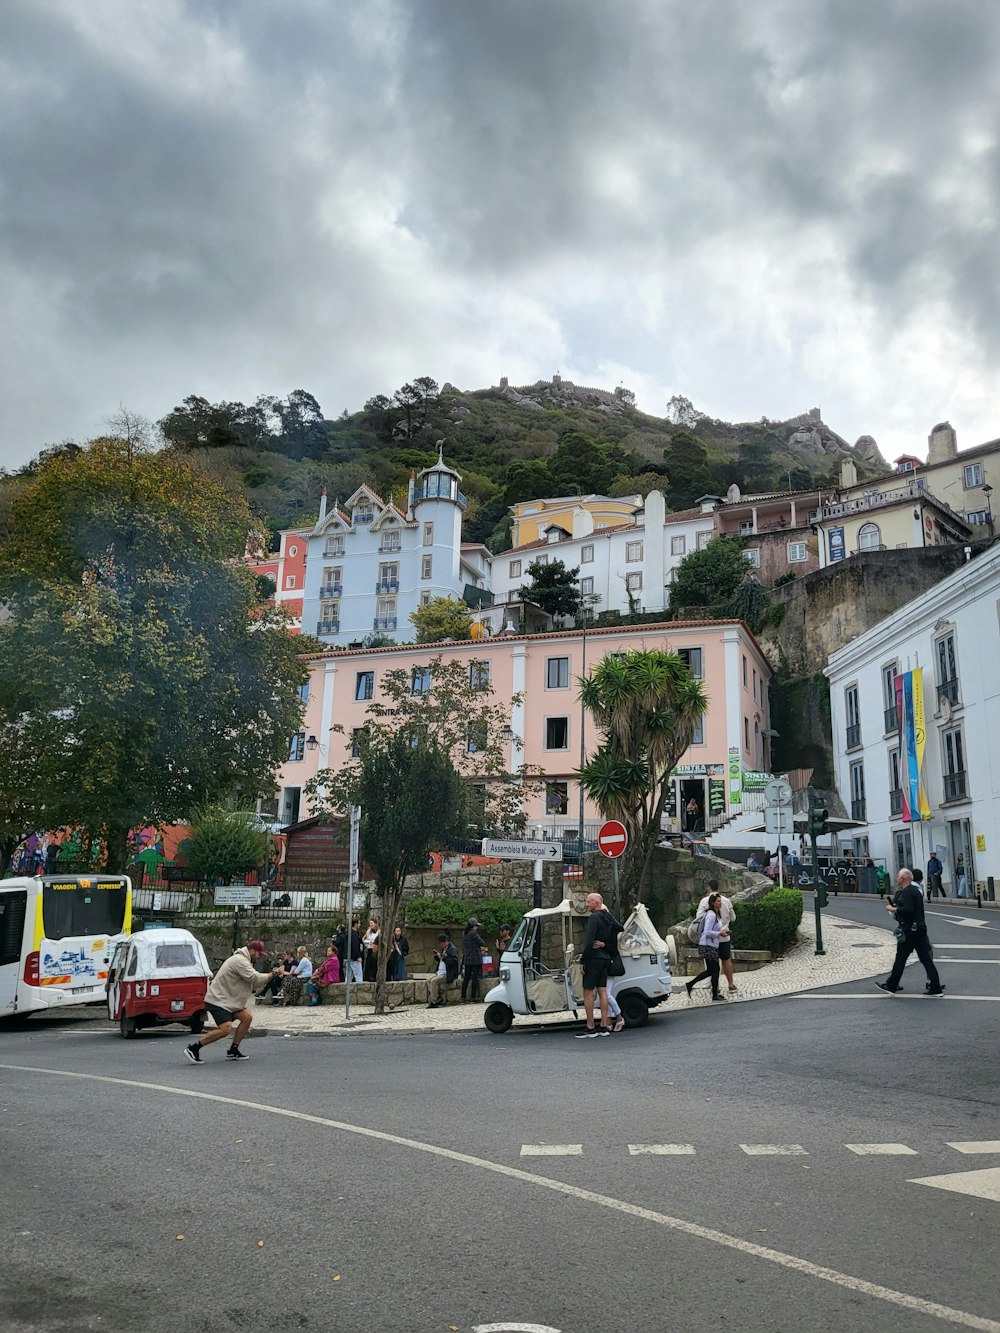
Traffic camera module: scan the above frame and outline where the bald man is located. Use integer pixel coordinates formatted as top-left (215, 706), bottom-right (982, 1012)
top-left (576, 892), bottom-right (622, 1038)
top-left (876, 868), bottom-right (944, 997)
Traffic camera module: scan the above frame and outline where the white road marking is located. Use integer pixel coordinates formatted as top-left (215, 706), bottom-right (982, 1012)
top-left (473, 1324), bottom-right (563, 1332)
top-left (3, 1063), bottom-right (1000, 1333)
top-left (910, 1167), bottom-right (1000, 1203)
top-left (740, 1144), bottom-right (808, 1156)
top-left (846, 1144), bottom-right (917, 1156)
top-left (925, 914), bottom-right (997, 930)
top-left (794, 994), bottom-right (1000, 1002)
top-left (628, 1143), bottom-right (696, 1155)
top-left (947, 1142), bottom-right (1000, 1154)
top-left (520, 1144), bottom-right (582, 1156)
top-left (925, 944), bottom-right (1000, 949)
top-left (935, 959), bottom-right (1000, 964)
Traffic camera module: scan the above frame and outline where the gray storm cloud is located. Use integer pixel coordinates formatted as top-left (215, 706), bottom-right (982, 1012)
top-left (1, 0), bottom-right (997, 468)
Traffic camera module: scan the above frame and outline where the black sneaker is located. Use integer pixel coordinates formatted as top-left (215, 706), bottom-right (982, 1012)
top-left (226, 1046), bottom-right (249, 1060)
top-left (926, 985), bottom-right (946, 997)
top-left (575, 1029), bottom-right (600, 1039)
top-left (875, 981), bottom-right (897, 995)
top-left (184, 1043), bottom-right (202, 1063)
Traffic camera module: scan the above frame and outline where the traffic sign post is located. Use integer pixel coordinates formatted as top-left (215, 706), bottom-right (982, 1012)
top-left (598, 821), bottom-right (629, 919)
top-left (214, 884), bottom-right (263, 952)
top-left (482, 838), bottom-right (564, 862)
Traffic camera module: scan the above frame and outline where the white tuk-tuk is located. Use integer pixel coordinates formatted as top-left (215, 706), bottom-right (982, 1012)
top-left (482, 899), bottom-right (675, 1034)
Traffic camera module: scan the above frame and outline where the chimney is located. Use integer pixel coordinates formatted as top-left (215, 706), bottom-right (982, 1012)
top-left (840, 459), bottom-right (858, 489)
top-left (406, 469), bottom-right (416, 520)
top-left (318, 487), bottom-right (328, 523)
top-left (927, 421), bottom-right (957, 464)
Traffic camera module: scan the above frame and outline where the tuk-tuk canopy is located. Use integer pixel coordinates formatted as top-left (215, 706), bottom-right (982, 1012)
top-left (522, 898), bottom-right (670, 956)
top-left (122, 928), bottom-right (212, 979)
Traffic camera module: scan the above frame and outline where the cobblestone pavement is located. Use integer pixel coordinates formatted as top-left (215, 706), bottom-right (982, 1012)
top-left (252, 911), bottom-right (896, 1037)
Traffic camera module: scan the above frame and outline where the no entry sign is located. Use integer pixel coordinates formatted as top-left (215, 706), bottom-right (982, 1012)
top-left (597, 820), bottom-right (628, 858)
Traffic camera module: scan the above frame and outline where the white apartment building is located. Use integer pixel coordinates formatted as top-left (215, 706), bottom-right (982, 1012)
top-left (299, 451), bottom-right (490, 646)
top-left (826, 544), bottom-right (1000, 893)
top-left (485, 490), bottom-right (716, 628)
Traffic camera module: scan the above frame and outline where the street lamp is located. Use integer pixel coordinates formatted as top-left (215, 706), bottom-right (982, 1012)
top-left (500, 724), bottom-right (514, 744)
top-left (983, 483), bottom-right (993, 527)
top-left (305, 735), bottom-right (319, 752)
top-left (762, 727), bottom-right (779, 773)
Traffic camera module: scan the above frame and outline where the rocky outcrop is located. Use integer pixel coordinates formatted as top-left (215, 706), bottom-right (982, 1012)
top-left (769, 409), bottom-right (886, 469)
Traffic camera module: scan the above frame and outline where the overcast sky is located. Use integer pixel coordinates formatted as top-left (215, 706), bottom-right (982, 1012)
top-left (2, 0), bottom-right (998, 470)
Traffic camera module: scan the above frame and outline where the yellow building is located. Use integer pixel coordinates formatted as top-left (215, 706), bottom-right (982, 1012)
top-left (509, 493), bottom-right (641, 547)
top-left (904, 422), bottom-right (997, 533)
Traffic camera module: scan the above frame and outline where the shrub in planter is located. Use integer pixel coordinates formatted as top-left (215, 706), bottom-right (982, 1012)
top-left (404, 895), bottom-right (526, 936)
top-left (729, 887), bottom-right (803, 956)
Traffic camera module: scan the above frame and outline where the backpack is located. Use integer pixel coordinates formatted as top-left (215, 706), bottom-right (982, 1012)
top-left (686, 911), bottom-right (706, 944)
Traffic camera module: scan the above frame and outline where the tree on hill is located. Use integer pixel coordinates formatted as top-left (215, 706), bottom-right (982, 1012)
top-left (520, 557), bottom-right (582, 619)
top-left (410, 595), bottom-right (473, 642)
top-left (392, 377), bottom-right (440, 437)
top-left (663, 431), bottom-right (717, 508)
top-left (548, 432), bottom-right (616, 496)
top-left (183, 802), bottom-right (266, 885)
top-left (578, 649), bottom-right (707, 909)
top-left (668, 536), bottom-right (749, 615)
top-left (305, 657), bottom-right (535, 1013)
top-left (0, 418), bottom-right (307, 870)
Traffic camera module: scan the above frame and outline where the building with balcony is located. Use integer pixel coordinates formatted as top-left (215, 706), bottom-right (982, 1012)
top-left (826, 543), bottom-right (1000, 890)
top-left (298, 448), bottom-right (490, 647)
top-left (273, 617), bottom-right (773, 842)
top-left (896, 421), bottom-right (997, 533)
top-left (246, 527), bottom-right (310, 632)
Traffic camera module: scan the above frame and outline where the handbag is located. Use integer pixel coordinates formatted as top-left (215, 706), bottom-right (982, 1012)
top-left (607, 953), bottom-right (626, 977)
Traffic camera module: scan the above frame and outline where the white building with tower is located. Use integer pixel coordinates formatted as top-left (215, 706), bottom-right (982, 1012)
top-left (299, 448), bottom-right (490, 646)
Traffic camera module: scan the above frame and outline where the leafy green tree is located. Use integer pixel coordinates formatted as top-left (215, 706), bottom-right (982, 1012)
top-left (663, 431), bottom-right (716, 508)
top-left (502, 459), bottom-right (554, 505)
top-left (668, 536), bottom-right (749, 615)
top-left (305, 657), bottom-right (535, 1012)
top-left (548, 432), bottom-right (615, 496)
top-left (410, 595), bottom-right (473, 642)
top-left (520, 557), bottom-right (581, 619)
top-left (0, 423), bottom-right (307, 871)
top-left (0, 714), bottom-right (64, 875)
top-left (578, 650), bottom-right (707, 908)
top-left (183, 802), bottom-right (266, 884)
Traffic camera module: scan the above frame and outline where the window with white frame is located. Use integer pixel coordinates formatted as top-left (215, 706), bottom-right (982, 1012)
top-left (742, 655), bottom-right (748, 688)
top-left (423, 522), bottom-right (434, 546)
top-left (288, 545), bottom-right (298, 556)
top-left (845, 684), bottom-right (861, 748)
top-left (744, 548), bottom-right (760, 567)
top-left (469, 660), bottom-right (490, 689)
top-left (963, 462), bottom-right (984, 488)
top-left (288, 732), bottom-right (305, 762)
top-left (324, 535), bottom-right (345, 557)
top-left (421, 555), bottom-right (432, 579)
top-left (691, 715), bottom-right (704, 745)
top-left (857, 522), bottom-right (882, 550)
top-left (671, 535), bottom-right (686, 556)
top-left (377, 562), bottom-right (398, 591)
top-left (626, 571), bottom-right (642, 592)
top-left (580, 576), bottom-right (594, 595)
top-left (381, 530), bottom-right (401, 552)
top-left (935, 631), bottom-right (959, 705)
top-left (535, 554), bottom-right (549, 566)
top-left (581, 544), bottom-right (594, 563)
top-left (626, 541), bottom-right (643, 562)
top-left (285, 575), bottom-right (296, 589)
top-left (545, 716), bottom-right (569, 750)
top-left (355, 671), bottom-right (374, 701)
top-left (697, 531), bottom-right (711, 549)
top-left (297, 682), bottom-right (310, 703)
top-left (509, 559), bottom-right (522, 578)
top-left (739, 520), bottom-right (754, 536)
top-left (411, 666), bottom-right (432, 695)
top-left (787, 541), bottom-right (807, 562)
top-left (419, 589), bottom-right (431, 606)
top-left (942, 726), bottom-right (967, 800)
top-left (849, 760), bottom-right (866, 819)
top-left (466, 721), bottom-right (488, 754)
top-left (546, 657), bottom-right (570, 689)
top-left (967, 509), bottom-right (991, 526)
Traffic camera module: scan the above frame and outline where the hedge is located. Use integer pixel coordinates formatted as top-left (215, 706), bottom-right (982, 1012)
top-left (729, 887), bottom-right (803, 956)
top-left (403, 895), bottom-right (526, 936)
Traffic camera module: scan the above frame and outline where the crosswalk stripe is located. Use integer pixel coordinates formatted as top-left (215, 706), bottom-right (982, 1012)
top-left (519, 1144), bottom-right (582, 1156)
top-left (740, 1144), bottom-right (808, 1156)
top-left (628, 1143), bottom-right (696, 1155)
top-left (947, 1141), bottom-right (1000, 1154)
top-left (846, 1144), bottom-right (917, 1156)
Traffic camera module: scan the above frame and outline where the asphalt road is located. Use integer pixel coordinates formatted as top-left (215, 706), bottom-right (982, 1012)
top-left (2, 895), bottom-right (998, 1333)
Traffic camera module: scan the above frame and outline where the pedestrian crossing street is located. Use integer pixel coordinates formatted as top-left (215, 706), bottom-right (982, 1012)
top-left (518, 1139), bottom-right (1000, 1158)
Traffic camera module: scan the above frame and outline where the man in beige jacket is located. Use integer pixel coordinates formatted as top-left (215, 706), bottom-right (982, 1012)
top-left (185, 940), bottom-right (277, 1064)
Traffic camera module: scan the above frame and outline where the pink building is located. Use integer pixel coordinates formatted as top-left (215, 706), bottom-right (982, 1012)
top-left (272, 619), bottom-right (773, 836)
top-left (246, 526), bottom-right (310, 632)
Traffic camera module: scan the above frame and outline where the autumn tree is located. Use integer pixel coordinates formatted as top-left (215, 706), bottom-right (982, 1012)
top-left (578, 650), bottom-right (707, 909)
top-left (305, 658), bottom-right (536, 1012)
top-left (410, 595), bottom-right (473, 642)
top-left (0, 421), bottom-right (307, 870)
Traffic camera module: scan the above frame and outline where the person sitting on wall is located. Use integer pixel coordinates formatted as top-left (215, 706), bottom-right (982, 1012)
top-left (426, 933), bottom-right (460, 1008)
top-left (305, 946), bottom-right (341, 1005)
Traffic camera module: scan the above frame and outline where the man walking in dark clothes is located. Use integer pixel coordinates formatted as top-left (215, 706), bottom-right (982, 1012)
top-left (576, 892), bottom-right (622, 1038)
top-left (876, 868), bottom-right (945, 996)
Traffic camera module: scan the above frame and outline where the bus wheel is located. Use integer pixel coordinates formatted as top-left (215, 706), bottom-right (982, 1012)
top-left (189, 1012), bottom-right (205, 1035)
top-left (120, 1013), bottom-right (137, 1039)
top-left (619, 994), bottom-right (649, 1028)
top-left (484, 1002), bottom-right (513, 1034)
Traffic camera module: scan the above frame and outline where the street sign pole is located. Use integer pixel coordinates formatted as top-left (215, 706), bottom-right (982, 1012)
top-left (612, 858), bottom-right (621, 919)
top-left (345, 803), bottom-right (361, 1021)
top-left (533, 857), bottom-right (543, 911)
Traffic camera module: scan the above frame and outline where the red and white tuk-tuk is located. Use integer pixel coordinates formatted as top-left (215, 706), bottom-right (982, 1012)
top-left (106, 928), bottom-right (211, 1039)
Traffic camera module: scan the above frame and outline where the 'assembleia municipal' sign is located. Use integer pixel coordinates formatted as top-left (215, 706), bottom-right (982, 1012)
top-left (482, 838), bottom-right (564, 862)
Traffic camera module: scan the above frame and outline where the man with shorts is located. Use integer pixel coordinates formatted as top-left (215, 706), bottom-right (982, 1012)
top-left (576, 892), bottom-right (620, 1038)
top-left (185, 939), bottom-right (278, 1063)
top-left (697, 879), bottom-right (737, 994)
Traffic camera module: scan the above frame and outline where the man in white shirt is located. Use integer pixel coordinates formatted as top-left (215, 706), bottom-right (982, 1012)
top-left (697, 878), bottom-right (737, 994)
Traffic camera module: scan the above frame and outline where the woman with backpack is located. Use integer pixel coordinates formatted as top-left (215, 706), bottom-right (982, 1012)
top-left (686, 892), bottom-right (728, 1002)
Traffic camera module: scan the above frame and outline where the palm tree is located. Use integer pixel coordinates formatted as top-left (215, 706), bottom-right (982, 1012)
top-left (578, 650), bottom-right (707, 908)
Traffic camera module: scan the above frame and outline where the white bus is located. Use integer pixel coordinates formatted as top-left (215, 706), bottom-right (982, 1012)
top-left (0, 874), bottom-right (133, 1017)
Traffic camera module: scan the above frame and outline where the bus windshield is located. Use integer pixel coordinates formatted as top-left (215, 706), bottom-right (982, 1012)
top-left (42, 879), bottom-right (129, 940)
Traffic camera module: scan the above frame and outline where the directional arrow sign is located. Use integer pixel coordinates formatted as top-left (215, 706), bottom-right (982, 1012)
top-left (482, 838), bottom-right (563, 862)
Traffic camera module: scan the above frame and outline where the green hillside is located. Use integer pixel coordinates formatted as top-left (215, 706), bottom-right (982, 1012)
top-left (2, 379), bottom-right (888, 553)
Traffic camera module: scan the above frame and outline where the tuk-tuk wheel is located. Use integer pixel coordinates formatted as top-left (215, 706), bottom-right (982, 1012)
top-left (619, 994), bottom-right (650, 1028)
top-left (484, 1002), bottom-right (513, 1034)
top-left (189, 1011), bottom-right (206, 1035)
top-left (119, 1013), bottom-right (137, 1039)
